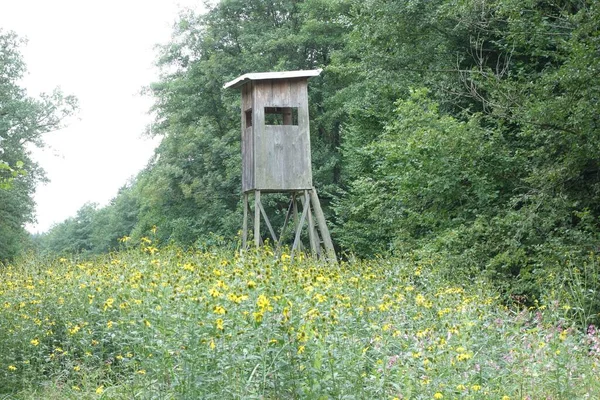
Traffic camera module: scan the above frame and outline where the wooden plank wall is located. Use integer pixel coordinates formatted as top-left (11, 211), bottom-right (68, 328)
top-left (242, 82), bottom-right (254, 192)
top-left (248, 78), bottom-right (312, 191)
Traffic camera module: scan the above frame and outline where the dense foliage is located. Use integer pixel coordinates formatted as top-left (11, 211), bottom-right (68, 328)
top-left (0, 30), bottom-right (77, 262)
top-left (1, 245), bottom-right (599, 398)
top-left (27, 0), bottom-right (600, 320)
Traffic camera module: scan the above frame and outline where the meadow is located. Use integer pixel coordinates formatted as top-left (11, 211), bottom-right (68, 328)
top-left (1, 238), bottom-right (599, 399)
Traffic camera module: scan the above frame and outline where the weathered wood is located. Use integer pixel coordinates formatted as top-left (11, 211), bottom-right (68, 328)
top-left (291, 194), bottom-right (310, 258)
top-left (242, 193), bottom-right (248, 250)
top-left (240, 77), bottom-right (313, 192)
top-left (229, 70), bottom-right (336, 260)
top-left (292, 193), bottom-right (303, 251)
top-left (312, 219), bottom-right (323, 257)
top-left (302, 190), bottom-right (318, 255)
top-left (254, 191), bottom-right (261, 248)
top-left (277, 195), bottom-right (294, 250)
top-left (258, 200), bottom-right (278, 243)
top-left (309, 187), bottom-right (336, 261)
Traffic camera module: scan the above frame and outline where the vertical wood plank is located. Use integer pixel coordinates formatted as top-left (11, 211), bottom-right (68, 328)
top-left (304, 190), bottom-right (318, 255)
top-left (292, 193), bottom-right (303, 251)
top-left (309, 187), bottom-right (336, 261)
top-left (292, 193), bottom-right (310, 259)
top-left (242, 193), bottom-right (248, 250)
top-left (254, 190), bottom-right (261, 248)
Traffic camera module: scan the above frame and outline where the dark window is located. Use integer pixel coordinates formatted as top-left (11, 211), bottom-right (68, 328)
top-left (264, 107), bottom-right (298, 126)
top-left (245, 109), bottom-right (252, 127)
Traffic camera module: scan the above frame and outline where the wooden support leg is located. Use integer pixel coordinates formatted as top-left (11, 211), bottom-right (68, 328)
top-left (292, 193), bottom-right (303, 251)
top-left (254, 191), bottom-right (261, 248)
top-left (309, 187), bottom-right (336, 262)
top-left (259, 200), bottom-right (278, 243)
top-left (291, 193), bottom-right (310, 260)
top-left (303, 190), bottom-right (318, 256)
top-left (277, 195), bottom-right (294, 250)
top-left (242, 192), bottom-right (248, 251)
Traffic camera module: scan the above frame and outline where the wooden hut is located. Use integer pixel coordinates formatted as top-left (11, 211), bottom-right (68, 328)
top-left (224, 69), bottom-right (335, 260)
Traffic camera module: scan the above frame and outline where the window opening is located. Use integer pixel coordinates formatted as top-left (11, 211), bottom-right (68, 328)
top-left (264, 107), bottom-right (298, 126)
top-left (245, 109), bottom-right (253, 127)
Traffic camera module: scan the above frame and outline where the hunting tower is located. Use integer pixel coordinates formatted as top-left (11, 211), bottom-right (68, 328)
top-left (224, 69), bottom-right (335, 260)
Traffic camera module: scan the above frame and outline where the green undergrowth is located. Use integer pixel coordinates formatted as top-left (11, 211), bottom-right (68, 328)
top-left (1, 242), bottom-right (598, 399)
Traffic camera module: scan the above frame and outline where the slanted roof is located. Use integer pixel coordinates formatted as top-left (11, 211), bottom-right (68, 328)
top-left (223, 69), bottom-right (322, 89)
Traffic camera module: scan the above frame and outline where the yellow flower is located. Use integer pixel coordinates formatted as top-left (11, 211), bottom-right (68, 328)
top-left (216, 318), bottom-right (224, 330)
top-left (69, 325), bottom-right (80, 335)
top-left (471, 384), bottom-right (481, 391)
top-left (73, 365), bottom-right (81, 371)
top-left (8, 365), bottom-right (17, 371)
top-left (30, 338), bottom-right (39, 346)
top-left (297, 345), bottom-right (305, 354)
top-left (257, 294), bottom-right (272, 311)
top-left (95, 386), bottom-right (104, 394)
top-left (502, 396), bottom-right (510, 400)
top-left (434, 393), bottom-right (443, 399)
top-left (136, 369), bottom-right (146, 375)
top-left (213, 305), bottom-right (226, 315)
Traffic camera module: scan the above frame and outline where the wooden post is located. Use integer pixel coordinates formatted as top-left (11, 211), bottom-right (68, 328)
top-left (277, 196), bottom-right (295, 250)
top-left (291, 195), bottom-right (309, 259)
top-left (254, 191), bottom-right (261, 248)
top-left (242, 193), bottom-right (248, 250)
top-left (309, 187), bottom-right (336, 261)
top-left (259, 201), bottom-right (278, 243)
top-left (292, 193), bottom-right (303, 251)
top-left (303, 190), bottom-right (318, 255)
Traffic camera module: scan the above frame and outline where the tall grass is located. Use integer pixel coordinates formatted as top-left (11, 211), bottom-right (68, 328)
top-left (1, 240), bottom-right (598, 399)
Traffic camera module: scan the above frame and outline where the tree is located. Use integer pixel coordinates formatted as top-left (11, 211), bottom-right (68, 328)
top-left (0, 30), bottom-right (77, 262)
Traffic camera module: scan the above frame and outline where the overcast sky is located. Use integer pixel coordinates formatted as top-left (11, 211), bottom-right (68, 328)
top-left (0, 0), bottom-right (203, 233)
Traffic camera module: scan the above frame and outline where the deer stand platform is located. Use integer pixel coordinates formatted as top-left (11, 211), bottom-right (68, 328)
top-left (242, 188), bottom-right (336, 261)
top-left (225, 69), bottom-right (336, 262)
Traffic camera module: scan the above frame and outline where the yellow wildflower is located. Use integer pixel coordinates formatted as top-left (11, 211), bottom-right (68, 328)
top-left (214, 305), bottom-right (226, 315)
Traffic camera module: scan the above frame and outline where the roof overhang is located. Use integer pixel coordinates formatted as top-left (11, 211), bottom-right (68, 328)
top-left (223, 69), bottom-right (322, 89)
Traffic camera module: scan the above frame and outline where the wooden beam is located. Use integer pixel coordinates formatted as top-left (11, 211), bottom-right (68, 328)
top-left (303, 190), bottom-right (318, 256)
top-left (258, 200), bottom-right (278, 243)
top-left (292, 193), bottom-right (303, 251)
top-left (291, 194), bottom-right (310, 259)
top-left (309, 187), bottom-right (336, 261)
top-left (277, 195), bottom-right (294, 250)
top-left (242, 193), bottom-right (248, 251)
top-left (254, 191), bottom-right (261, 248)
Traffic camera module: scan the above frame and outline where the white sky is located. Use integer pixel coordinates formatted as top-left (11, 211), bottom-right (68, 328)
top-left (0, 0), bottom-right (203, 233)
